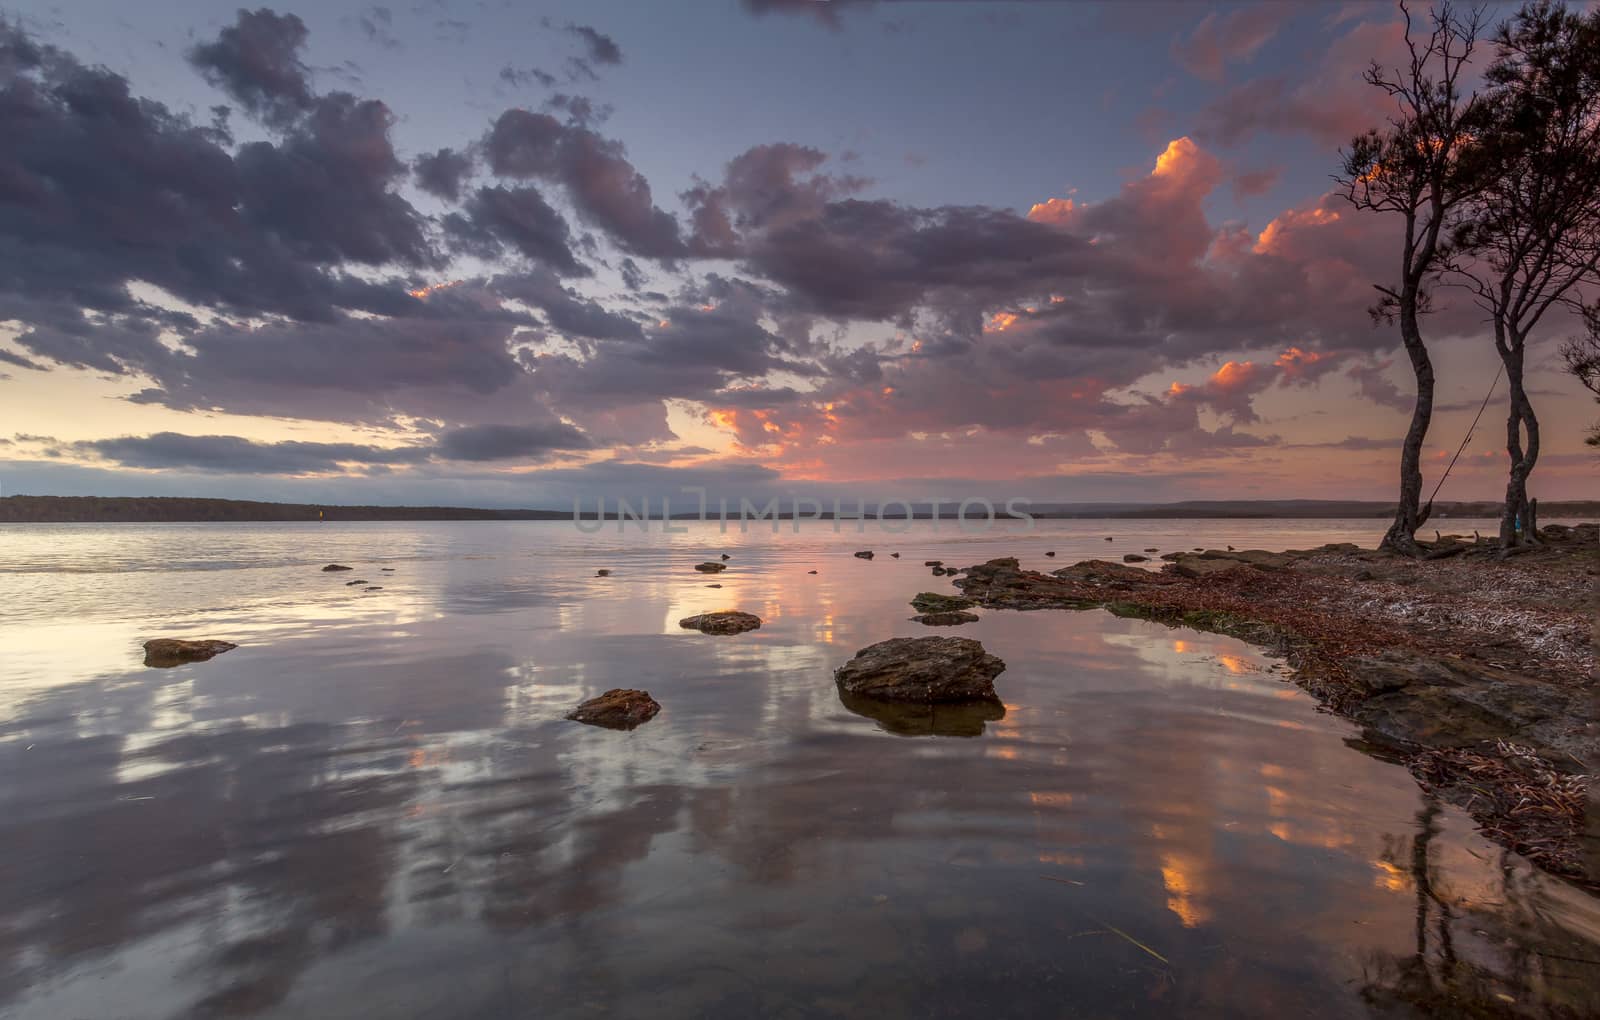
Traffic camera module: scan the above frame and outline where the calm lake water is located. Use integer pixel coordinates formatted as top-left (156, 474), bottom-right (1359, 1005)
top-left (2, 519), bottom-right (1596, 1019)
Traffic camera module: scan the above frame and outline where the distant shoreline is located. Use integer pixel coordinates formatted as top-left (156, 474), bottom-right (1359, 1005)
top-left (4, 494), bottom-right (1597, 524)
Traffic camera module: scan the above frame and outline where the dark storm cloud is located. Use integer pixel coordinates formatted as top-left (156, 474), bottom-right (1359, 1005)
top-left (187, 8), bottom-right (315, 127)
top-left (443, 185), bottom-right (585, 275)
top-left (413, 147), bottom-right (474, 202)
top-left (235, 92), bottom-right (435, 267)
top-left (432, 421), bottom-right (592, 461)
top-left (485, 109), bottom-right (686, 258)
top-left (488, 270), bottom-right (643, 340)
top-left (76, 432), bottom-right (433, 474)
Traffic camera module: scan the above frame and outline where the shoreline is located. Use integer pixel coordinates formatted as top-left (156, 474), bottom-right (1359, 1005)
top-left (948, 524), bottom-right (1599, 888)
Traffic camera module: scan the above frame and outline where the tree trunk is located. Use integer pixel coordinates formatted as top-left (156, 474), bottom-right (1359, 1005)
top-left (1498, 336), bottom-right (1540, 549)
top-left (1381, 297), bottom-right (1435, 556)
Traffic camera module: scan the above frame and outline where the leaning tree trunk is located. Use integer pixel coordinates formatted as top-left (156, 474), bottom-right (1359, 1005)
top-left (1381, 296), bottom-right (1435, 556)
top-left (1499, 336), bottom-right (1539, 549)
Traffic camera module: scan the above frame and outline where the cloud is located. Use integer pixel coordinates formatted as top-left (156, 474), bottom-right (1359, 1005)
top-left (432, 422), bottom-right (592, 461)
top-left (485, 109), bottom-right (686, 258)
top-left (564, 24), bottom-right (623, 65)
top-left (74, 432), bottom-right (432, 474)
top-left (413, 147), bottom-right (475, 201)
top-left (187, 8), bottom-right (316, 128)
top-left (1171, 5), bottom-right (1294, 81)
top-left (443, 185), bottom-right (585, 274)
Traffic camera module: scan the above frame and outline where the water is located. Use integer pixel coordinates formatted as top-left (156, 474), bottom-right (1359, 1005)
top-left (1, 519), bottom-right (1596, 1019)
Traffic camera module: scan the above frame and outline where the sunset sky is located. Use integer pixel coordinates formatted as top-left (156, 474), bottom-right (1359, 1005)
top-left (1, 0), bottom-right (1594, 507)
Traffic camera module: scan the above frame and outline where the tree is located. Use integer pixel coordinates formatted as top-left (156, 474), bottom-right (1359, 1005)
top-left (1337, 1), bottom-right (1487, 556)
top-left (1562, 305), bottom-right (1600, 447)
top-left (1450, 0), bottom-right (1600, 547)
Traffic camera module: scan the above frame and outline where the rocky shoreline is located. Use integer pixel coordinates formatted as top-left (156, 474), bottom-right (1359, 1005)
top-left (950, 525), bottom-right (1599, 888)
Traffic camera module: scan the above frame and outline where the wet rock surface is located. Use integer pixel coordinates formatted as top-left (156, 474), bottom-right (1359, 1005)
top-left (909, 592), bottom-right (975, 613)
top-left (566, 689), bottom-right (661, 730)
top-left (912, 610), bottom-right (980, 626)
top-left (679, 610), bottom-right (762, 635)
top-left (834, 636), bottom-right (1005, 703)
top-left (694, 562), bottom-right (727, 573)
top-left (322, 564), bottom-right (353, 572)
top-left (143, 638), bottom-right (238, 668)
top-left (853, 550), bottom-right (874, 559)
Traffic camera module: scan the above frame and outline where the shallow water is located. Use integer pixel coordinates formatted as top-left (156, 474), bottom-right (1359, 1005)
top-left (1, 519), bottom-right (1596, 1019)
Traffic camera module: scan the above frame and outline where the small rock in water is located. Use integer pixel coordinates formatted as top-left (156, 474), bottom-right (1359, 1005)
top-left (1144, 547), bottom-right (1159, 553)
top-left (679, 610), bottom-right (762, 635)
top-left (1104, 536), bottom-right (1114, 542)
top-left (854, 550), bottom-right (875, 559)
top-left (705, 583), bottom-right (723, 588)
top-left (694, 561), bottom-right (727, 573)
top-left (1045, 551), bottom-right (1056, 557)
top-left (1122, 554), bottom-right (1148, 563)
top-left (924, 560), bottom-right (943, 567)
top-left (834, 636), bottom-right (1005, 703)
top-left (566, 689), bottom-right (661, 730)
top-left (143, 638), bottom-right (237, 668)
top-left (890, 552), bottom-right (900, 558)
top-left (380, 568), bottom-right (395, 572)
top-left (364, 586), bottom-right (383, 591)
top-left (913, 611), bottom-right (980, 626)
top-left (596, 569), bottom-right (611, 577)
top-left (807, 570), bottom-right (818, 574)
top-left (931, 566), bottom-right (947, 576)
top-left (345, 579), bottom-right (368, 586)
top-left (910, 592), bottom-right (975, 613)
top-left (720, 553), bottom-right (731, 560)
top-left (322, 564), bottom-right (353, 572)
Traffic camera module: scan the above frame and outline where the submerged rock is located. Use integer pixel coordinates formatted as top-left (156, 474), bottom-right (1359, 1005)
top-left (834, 636), bottom-right (1005, 703)
top-left (566, 689), bottom-right (661, 730)
top-left (913, 610), bottom-right (980, 626)
top-left (838, 688), bottom-right (1005, 737)
top-left (854, 550), bottom-right (875, 559)
top-left (322, 564), bottom-right (353, 572)
top-left (1122, 553), bottom-right (1148, 563)
top-left (694, 561), bottom-right (727, 573)
top-left (910, 592), bottom-right (975, 613)
top-left (679, 610), bottom-right (761, 634)
top-left (345, 579), bottom-right (368, 585)
top-left (143, 638), bottom-right (237, 668)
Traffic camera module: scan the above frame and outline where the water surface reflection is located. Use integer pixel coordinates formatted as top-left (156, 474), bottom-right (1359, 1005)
top-left (1, 521), bottom-right (1596, 1018)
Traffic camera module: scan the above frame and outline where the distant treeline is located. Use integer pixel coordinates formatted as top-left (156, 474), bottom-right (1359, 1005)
top-left (3, 495), bottom-right (1597, 524)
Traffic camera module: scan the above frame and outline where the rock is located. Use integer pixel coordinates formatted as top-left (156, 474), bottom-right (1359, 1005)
top-left (1227, 545), bottom-right (1236, 551)
top-left (910, 592), bottom-right (975, 613)
top-left (720, 553), bottom-right (731, 560)
top-left (834, 636), bottom-right (1006, 703)
top-left (1122, 553), bottom-right (1148, 563)
top-left (596, 569), bottom-right (612, 577)
top-left (679, 610), bottom-right (762, 635)
top-left (838, 689), bottom-right (1005, 737)
top-left (322, 564), bottom-right (353, 572)
top-left (931, 566), bottom-right (947, 576)
top-left (1144, 547), bottom-right (1159, 553)
top-left (345, 579), bottom-right (368, 586)
top-left (1104, 536), bottom-right (1114, 542)
top-left (380, 568), bottom-right (395, 572)
top-left (706, 583), bottom-right (723, 588)
top-left (913, 610), bottom-right (980, 626)
top-left (143, 638), bottom-right (237, 668)
top-left (1051, 559), bottom-right (1148, 582)
top-left (924, 560), bottom-right (944, 567)
top-left (566, 689), bottom-right (660, 730)
top-left (854, 550), bottom-right (875, 559)
top-left (807, 570), bottom-right (818, 574)
top-left (1045, 551), bottom-right (1056, 557)
top-left (694, 561), bottom-right (727, 573)
top-left (1193, 547), bottom-right (1203, 551)
top-left (891, 552), bottom-right (900, 558)
top-left (364, 586), bottom-right (383, 591)
top-left (1168, 555), bottom-right (1250, 579)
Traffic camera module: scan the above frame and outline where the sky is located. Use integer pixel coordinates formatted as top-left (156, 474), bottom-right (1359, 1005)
top-left (0, 0), bottom-right (1595, 508)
